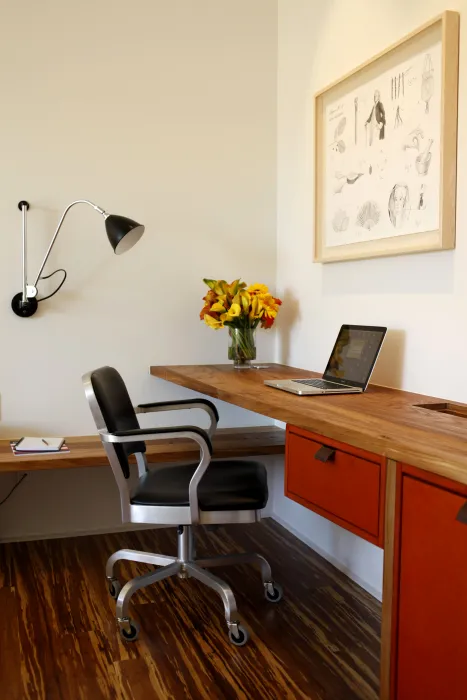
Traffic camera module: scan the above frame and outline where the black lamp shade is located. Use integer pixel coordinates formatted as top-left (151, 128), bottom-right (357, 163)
top-left (105, 214), bottom-right (145, 255)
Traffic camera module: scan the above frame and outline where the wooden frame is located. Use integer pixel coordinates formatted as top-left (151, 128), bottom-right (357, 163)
top-left (314, 11), bottom-right (459, 263)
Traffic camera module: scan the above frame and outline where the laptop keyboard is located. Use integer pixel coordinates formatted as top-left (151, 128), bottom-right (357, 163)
top-left (292, 379), bottom-right (342, 390)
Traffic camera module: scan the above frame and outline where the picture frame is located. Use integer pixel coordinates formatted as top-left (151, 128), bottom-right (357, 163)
top-left (314, 11), bottom-right (459, 264)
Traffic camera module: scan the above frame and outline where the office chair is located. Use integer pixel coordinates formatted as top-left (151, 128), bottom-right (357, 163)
top-left (83, 366), bottom-right (282, 646)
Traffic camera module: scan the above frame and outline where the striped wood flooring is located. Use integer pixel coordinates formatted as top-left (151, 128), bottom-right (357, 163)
top-left (0, 520), bottom-right (380, 699)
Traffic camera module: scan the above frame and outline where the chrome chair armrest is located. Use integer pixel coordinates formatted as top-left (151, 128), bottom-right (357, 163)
top-left (99, 426), bottom-right (212, 523)
top-left (134, 399), bottom-right (219, 438)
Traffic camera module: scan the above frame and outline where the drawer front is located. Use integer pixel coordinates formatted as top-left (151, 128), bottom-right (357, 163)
top-left (286, 427), bottom-right (382, 540)
top-left (394, 471), bottom-right (467, 700)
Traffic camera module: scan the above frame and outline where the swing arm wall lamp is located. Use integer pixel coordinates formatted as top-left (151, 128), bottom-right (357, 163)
top-left (11, 199), bottom-right (145, 318)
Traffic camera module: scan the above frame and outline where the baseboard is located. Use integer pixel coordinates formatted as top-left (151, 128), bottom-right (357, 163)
top-left (271, 514), bottom-right (382, 601)
top-left (0, 522), bottom-right (162, 545)
top-left (0, 514), bottom-right (274, 545)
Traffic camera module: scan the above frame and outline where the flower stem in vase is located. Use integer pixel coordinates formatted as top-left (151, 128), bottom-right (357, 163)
top-left (228, 327), bottom-right (256, 369)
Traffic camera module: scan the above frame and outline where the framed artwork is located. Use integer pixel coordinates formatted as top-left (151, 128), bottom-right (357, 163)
top-left (314, 11), bottom-right (459, 263)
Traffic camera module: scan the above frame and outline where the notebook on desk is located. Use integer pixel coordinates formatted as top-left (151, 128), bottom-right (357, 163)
top-left (264, 325), bottom-right (387, 395)
top-left (11, 437), bottom-right (67, 454)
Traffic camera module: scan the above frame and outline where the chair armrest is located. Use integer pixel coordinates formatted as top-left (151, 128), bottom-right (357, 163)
top-left (99, 426), bottom-right (212, 523)
top-left (136, 399), bottom-right (219, 421)
top-left (100, 426), bottom-right (213, 455)
top-left (135, 399), bottom-right (219, 437)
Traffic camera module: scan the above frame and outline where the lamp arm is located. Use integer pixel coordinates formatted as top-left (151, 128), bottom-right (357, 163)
top-left (33, 199), bottom-right (108, 288)
top-left (21, 203), bottom-right (28, 303)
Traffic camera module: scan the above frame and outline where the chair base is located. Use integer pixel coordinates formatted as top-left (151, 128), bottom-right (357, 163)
top-left (106, 525), bottom-right (282, 645)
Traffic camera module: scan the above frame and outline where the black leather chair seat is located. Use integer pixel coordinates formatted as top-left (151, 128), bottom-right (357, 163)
top-left (131, 460), bottom-right (268, 511)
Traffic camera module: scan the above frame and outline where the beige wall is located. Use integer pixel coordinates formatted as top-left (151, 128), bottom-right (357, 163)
top-left (0, 0), bottom-right (278, 540)
top-left (275, 0), bottom-right (466, 598)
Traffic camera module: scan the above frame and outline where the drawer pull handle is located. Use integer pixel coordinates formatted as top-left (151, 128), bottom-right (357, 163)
top-left (315, 446), bottom-right (336, 463)
top-left (456, 501), bottom-right (467, 525)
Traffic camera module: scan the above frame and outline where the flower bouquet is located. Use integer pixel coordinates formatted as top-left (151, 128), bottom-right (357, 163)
top-left (200, 279), bottom-right (282, 368)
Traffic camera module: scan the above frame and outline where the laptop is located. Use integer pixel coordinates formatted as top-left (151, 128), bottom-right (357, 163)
top-left (264, 325), bottom-right (387, 395)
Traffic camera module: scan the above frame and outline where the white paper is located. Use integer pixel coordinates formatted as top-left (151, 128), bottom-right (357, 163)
top-left (324, 39), bottom-right (442, 248)
top-left (14, 437), bottom-right (65, 452)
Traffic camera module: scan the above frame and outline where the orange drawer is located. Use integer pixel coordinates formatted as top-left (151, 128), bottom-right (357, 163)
top-left (285, 426), bottom-right (385, 546)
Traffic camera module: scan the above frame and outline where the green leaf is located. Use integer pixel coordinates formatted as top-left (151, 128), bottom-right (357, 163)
top-left (203, 278), bottom-right (217, 290)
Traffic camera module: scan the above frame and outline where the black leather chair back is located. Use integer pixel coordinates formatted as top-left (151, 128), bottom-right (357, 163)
top-left (90, 366), bottom-right (146, 479)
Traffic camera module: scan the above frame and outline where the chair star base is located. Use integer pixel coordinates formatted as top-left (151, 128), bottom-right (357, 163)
top-left (107, 525), bottom-right (282, 645)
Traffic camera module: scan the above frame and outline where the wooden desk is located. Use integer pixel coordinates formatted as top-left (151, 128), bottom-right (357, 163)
top-left (150, 363), bottom-right (467, 485)
top-left (0, 427), bottom-right (285, 474)
top-left (151, 363), bottom-right (467, 700)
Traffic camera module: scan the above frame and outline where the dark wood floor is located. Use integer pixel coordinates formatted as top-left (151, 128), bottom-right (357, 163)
top-left (0, 520), bottom-right (381, 700)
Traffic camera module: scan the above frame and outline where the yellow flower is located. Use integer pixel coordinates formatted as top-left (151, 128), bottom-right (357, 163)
top-left (201, 279), bottom-right (282, 331)
top-left (249, 294), bottom-right (263, 320)
top-left (204, 279), bottom-right (230, 296)
top-left (203, 278), bottom-right (217, 290)
top-left (227, 279), bottom-right (245, 296)
top-left (228, 303), bottom-right (241, 317)
top-left (233, 291), bottom-right (250, 313)
top-left (247, 283), bottom-right (269, 295)
top-left (211, 302), bottom-right (226, 313)
top-left (204, 314), bottom-right (224, 329)
top-left (260, 293), bottom-right (282, 328)
top-left (221, 303), bottom-right (241, 323)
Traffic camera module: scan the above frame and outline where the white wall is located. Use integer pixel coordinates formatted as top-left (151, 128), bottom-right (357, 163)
top-left (275, 0), bottom-right (467, 599)
top-left (0, 0), bottom-right (278, 540)
top-left (4, 0), bottom-right (463, 603)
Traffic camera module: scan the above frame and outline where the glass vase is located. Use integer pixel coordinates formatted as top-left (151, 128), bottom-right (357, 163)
top-left (228, 327), bottom-right (256, 369)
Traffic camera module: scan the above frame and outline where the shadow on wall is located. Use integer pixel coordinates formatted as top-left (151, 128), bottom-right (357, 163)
top-left (276, 288), bottom-right (300, 364)
top-left (321, 252), bottom-right (455, 296)
top-left (371, 329), bottom-right (405, 389)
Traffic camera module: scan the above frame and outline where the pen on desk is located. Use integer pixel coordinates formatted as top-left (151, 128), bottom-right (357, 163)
top-left (42, 439), bottom-right (49, 446)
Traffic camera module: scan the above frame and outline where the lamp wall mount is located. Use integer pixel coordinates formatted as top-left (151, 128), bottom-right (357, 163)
top-left (11, 199), bottom-right (145, 318)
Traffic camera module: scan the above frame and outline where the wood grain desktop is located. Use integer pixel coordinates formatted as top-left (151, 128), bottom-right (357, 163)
top-left (0, 427), bottom-right (285, 474)
top-left (150, 363), bottom-right (467, 485)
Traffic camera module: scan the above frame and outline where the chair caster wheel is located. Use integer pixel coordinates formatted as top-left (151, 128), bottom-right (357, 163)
top-left (228, 622), bottom-right (249, 647)
top-left (108, 579), bottom-right (122, 599)
top-left (264, 581), bottom-right (283, 603)
top-left (118, 618), bottom-right (140, 642)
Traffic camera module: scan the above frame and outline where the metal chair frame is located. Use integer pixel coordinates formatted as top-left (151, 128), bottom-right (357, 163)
top-left (83, 371), bottom-right (282, 644)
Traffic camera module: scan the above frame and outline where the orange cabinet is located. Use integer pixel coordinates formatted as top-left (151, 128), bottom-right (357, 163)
top-left (392, 465), bottom-right (467, 700)
top-left (285, 425), bottom-right (386, 546)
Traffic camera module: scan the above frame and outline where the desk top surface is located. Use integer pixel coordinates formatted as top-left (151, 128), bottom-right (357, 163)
top-left (150, 363), bottom-right (467, 485)
top-left (0, 427), bottom-right (284, 474)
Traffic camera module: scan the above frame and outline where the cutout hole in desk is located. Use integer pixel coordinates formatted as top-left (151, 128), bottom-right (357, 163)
top-left (416, 403), bottom-right (467, 419)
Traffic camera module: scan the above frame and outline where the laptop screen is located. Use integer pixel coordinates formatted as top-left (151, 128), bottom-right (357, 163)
top-left (322, 325), bottom-right (387, 389)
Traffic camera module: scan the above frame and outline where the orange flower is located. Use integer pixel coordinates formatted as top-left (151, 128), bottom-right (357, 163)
top-left (261, 315), bottom-right (275, 329)
top-left (199, 304), bottom-right (211, 320)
